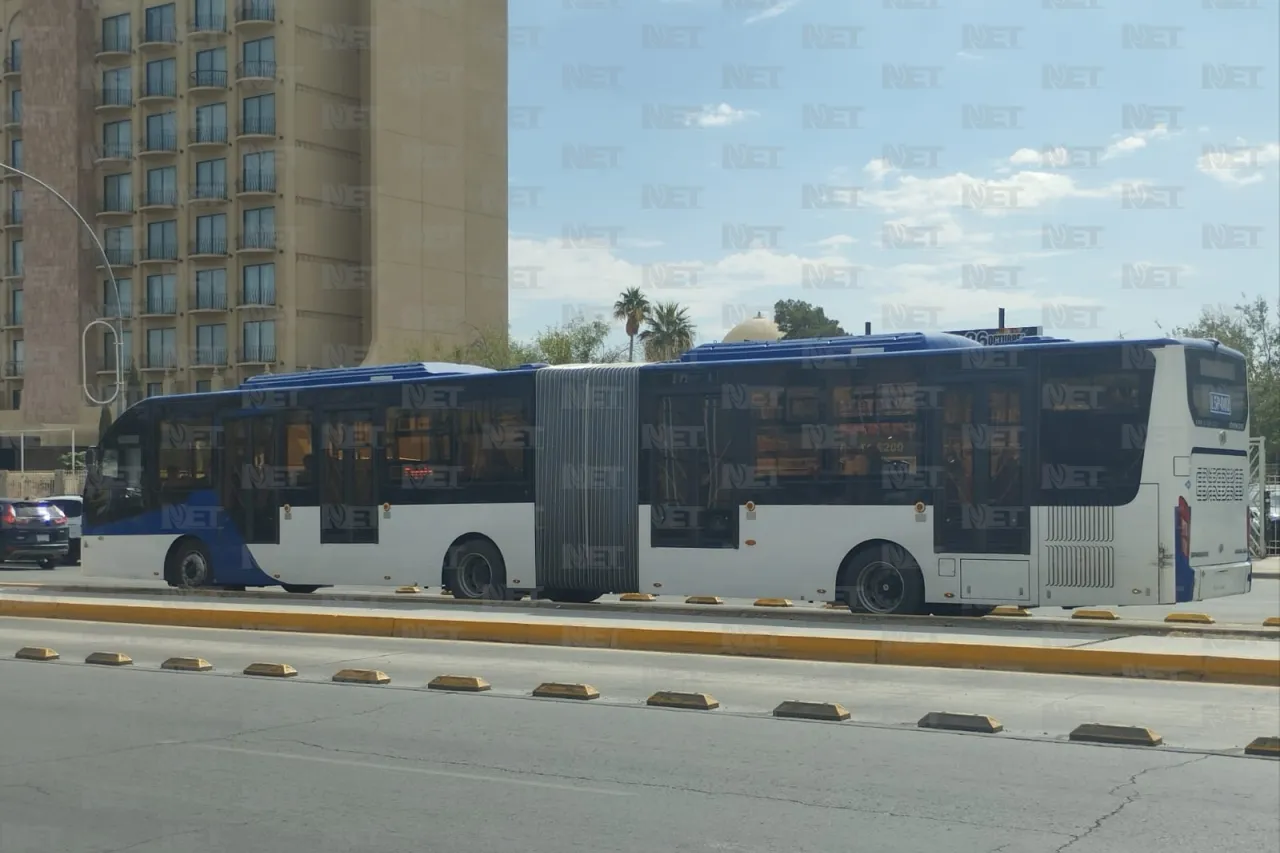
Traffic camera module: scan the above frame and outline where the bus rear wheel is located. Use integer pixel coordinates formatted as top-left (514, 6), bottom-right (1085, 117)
top-left (446, 539), bottom-right (509, 602)
top-left (281, 584), bottom-right (321, 594)
top-left (844, 545), bottom-right (925, 616)
top-left (167, 539), bottom-right (212, 589)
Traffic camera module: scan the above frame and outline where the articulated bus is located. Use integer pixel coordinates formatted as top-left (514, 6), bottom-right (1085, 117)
top-left (82, 331), bottom-right (1253, 615)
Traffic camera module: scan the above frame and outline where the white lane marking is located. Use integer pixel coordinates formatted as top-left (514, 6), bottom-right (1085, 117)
top-left (188, 743), bottom-right (632, 796)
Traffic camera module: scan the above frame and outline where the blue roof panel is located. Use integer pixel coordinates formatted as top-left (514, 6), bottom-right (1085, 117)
top-left (680, 331), bottom-right (982, 363)
top-left (239, 362), bottom-right (498, 390)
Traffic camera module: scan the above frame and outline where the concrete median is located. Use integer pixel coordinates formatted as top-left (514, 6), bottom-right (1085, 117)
top-left (1, 594), bottom-right (1276, 686)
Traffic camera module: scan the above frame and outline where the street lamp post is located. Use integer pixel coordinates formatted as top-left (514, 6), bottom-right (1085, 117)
top-left (0, 162), bottom-right (126, 418)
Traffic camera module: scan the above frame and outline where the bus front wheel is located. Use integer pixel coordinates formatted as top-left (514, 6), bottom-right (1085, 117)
top-left (167, 539), bottom-right (212, 589)
top-left (843, 545), bottom-right (925, 616)
top-left (446, 539), bottom-right (509, 602)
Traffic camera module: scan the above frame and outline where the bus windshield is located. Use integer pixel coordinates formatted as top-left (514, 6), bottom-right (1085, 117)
top-left (1186, 349), bottom-right (1249, 431)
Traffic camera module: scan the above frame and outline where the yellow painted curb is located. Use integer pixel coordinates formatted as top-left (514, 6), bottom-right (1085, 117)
top-left (428, 674), bottom-right (490, 692)
top-left (1244, 736), bottom-right (1279, 757)
top-left (1072, 609), bottom-right (1119, 621)
top-left (685, 596), bottom-right (723, 605)
top-left (85, 652), bottom-right (132, 667)
top-left (1069, 723), bottom-right (1162, 746)
top-left (244, 662), bottom-right (297, 678)
top-left (532, 682), bottom-right (600, 700)
top-left (1, 599), bottom-right (1275, 687)
top-left (395, 586), bottom-right (422, 594)
top-left (754, 598), bottom-right (793, 607)
top-left (620, 593), bottom-right (657, 602)
top-left (772, 700), bottom-right (850, 721)
top-left (990, 605), bottom-right (1031, 617)
top-left (647, 691), bottom-right (719, 710)
top-left (1165, 612), bottom-right (1215, 625)
top-left (1265, 617), bottom-right (1280, 628)
top-left (15, 646), bottom-right (58, 661)
top-left (161, 657), bottom-right (213, 672)
top-left (918, 711), bottom-right (1003, 734)
top-left (333, 668), bottom-right (390, 685)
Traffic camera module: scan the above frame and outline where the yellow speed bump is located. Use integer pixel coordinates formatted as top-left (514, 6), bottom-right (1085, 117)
top-left (1244, 736), bottom-right (1279, 757)
top-left (754, 598), bottom-right (793, 608)
top-left (1264, 617), bottom-right (1280, 628)
top-left (1069, 723), bottom-right (1162, 746)
top-left (990, 605), bottom-right (1031, 617)
top-left (918, 711), bottom-right (1004, 734)
top-left (532, 682), bottom-right (600, 700)
top-left (161, 657), bottom-right (213, 672)
top-left (685, 596), bottom-right (723, 605)
top-left (1072, 609), bottom-right (1119, 621)
top-left (395, 586), bottom-right (422, 594)
top-left (243, 662), bottom-right (298, 678)
top-left (333, 669), bottom-right (390, 685)
top-left (646, 691), bottom-right (719, 710)
top-left (428, 674), bottom-right (490, 692)
top-left (15, 646), bottom-right (58, 661)
top-left (772, 700), bottom-right (851, 722)
top-left (1165, 612), bottom-right (1215, 625)
top-left (620, 593), bottom-right (657, 602)
top-left (85, 652), bottom-right (133, 667)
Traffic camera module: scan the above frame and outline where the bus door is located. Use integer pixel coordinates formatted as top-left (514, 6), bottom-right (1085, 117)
top-left (317, 410), bottom-right (379, 545)
top-left (935, 379), bottom-right (1030, 555)
top-left (220, 413), bottom-right (280, 545)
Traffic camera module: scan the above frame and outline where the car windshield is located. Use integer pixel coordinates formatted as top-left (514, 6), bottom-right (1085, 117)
top-left (50, 499), bottom-right (82, 519)
top-left (12, 502), bottom-right (64, 519)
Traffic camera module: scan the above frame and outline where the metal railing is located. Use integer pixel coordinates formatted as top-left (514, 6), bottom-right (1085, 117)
top-left (240, 285), bottom-right (276, 306)
top-left (191, 14), bottom-right (228, 34)
top-left (139, 24), bottom-right (179, 46)
top-left (190, 69), bottom-right (229, 89)
top-left (191, 182), bottom-right (229, 201)
top-left (103, 247), bottom-right (136, 266)
top-left (192, 290), bottom-right (229, 311)
top-left (140, 133), bottom-right (179, 153)
top-left (141, 78), bottom-right (178, 99)
top-left (102, 301), bottom-right (134, 319)
top-left (238, 344), bottom-right (277, 363)
top-left (236, 60), bottom-right (277, 80)
top-left (98, 87), bottom-right (134, 108)
top-left (142, 295), bottom-right (178, 315)
top-left (145, 349), bottom-right (178, 369)
top-left (193, 346), bottom-right (229, 366)
top-left (4, 359), bottom-right (23, 378)
top-left (237, 117), bottom-right (276, 136)
top-left (237, 230), bottom-right (277, 250)
top-left (143, 242), bottom-right (179, 262)
top-left (96, 142), bottom-right (134, 161)
top-left (190, 237), bottom-right (229, 256)
top-left (237, 173), bottom-right (277, 193)
top-left (235, 1), bottom-right (276, 24)
top-left (190, 124), bottom-right (230, 145)
top-left (98, 33), bottom-right (133, 54)
top-left (141, 188), bottom-right (179, 208)
top-left (3, 55), bottom-right (20, 74)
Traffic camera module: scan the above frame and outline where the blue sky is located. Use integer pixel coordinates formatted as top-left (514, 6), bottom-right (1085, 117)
top-left (506, 0), bottom-right (1279, 347)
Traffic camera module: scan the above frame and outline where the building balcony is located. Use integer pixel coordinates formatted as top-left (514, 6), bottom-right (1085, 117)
top-left (138, 79), bottom-right (178, 104)
top-left (191, 291), bottom-right (229, 312)
top-left (2, 208), bottom-right (21, 229)
top-left (189, 69), bottom-right (229, 92)
top-left (99, 248), bottom-right (136, 268)
top-left (102, 301), bottom-right (135, 319)
top-left (236, 117), bottom-right (276, 139)
top-left (138, 25), bottom-right (179, 51)
top-left (190, 15), bottom-right (229, 36)
top-left (235, 1), bottom-right (276, 27)
top-left (96, 87), bottom-right (135, 111)
top-left (189, 124), bottom-right (230, 147)
top-left (190, 183), bottom-right (229, 204)
top-left (239, 287), bottom-right (276, 307)
top-left (235, 60), bottom-right (276, 82)
top-left (236, 174), bottom-right (276, 195)
top-left (2, 54), bottom-right (19, 79)
top-left (4, 108), bottom-right (20, 130)
top-left (97, 354), bottom-right (136, 374)
top-left (3, 312), bottom-right (20, 328)
top-left (139, 188), bottom-right (179, 210)
top-left (237, 344), bottom-right (276, 364)
top-left (4, 265), bottom-right (22, 280)
top-left (192, 346), bottom-right (229, 366)
top-left (98, 195), bottom-right (135, 217)
top-left (141, 243), bottom-right (179, 263)
top-left (4, 359), bottom-right (23, 378)
top-left (94, 143), bottom-right (134, 164)
top-left (190, 237), bottom-right (229, 258)
top-left (140, 296), bottom-right (178, 317)
top-left (95, 34), bottom-right (134, 58)
top-left (237, 230), bottom-right (276, 252)
top-left (143, 349), bottom-right (179, 370)
top-left (139, 133), bottom-right (179, 157)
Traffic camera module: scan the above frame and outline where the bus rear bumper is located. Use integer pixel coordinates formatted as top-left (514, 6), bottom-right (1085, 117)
top-left (1194, 562), bottom-right (1252, 601)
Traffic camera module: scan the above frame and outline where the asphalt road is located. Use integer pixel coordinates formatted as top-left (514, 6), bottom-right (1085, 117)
top-left (3, 561), bottom-right (1278, 628)
top-left (1, 642), bottom-right (1276, 853)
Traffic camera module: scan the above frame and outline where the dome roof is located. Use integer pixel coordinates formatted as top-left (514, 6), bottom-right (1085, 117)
top-left (723, 313), bottom-right (783, 343)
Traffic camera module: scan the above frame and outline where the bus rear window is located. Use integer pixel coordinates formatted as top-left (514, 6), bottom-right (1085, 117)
top-left (1186, 350), bottom-right (1248, 431)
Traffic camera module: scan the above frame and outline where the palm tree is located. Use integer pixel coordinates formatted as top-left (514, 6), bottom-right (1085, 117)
top-left (612, 287), bottom-right (651, 363)
top-left (639, 301), bottom-right (696, 362)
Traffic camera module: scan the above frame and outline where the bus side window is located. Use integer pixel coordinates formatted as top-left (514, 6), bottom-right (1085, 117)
top-left (157, 412), bottom-right (215, 504)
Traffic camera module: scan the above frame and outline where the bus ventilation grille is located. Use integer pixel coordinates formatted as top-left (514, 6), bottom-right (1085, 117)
top-left (1194, 467), bottom-right (1244, 502)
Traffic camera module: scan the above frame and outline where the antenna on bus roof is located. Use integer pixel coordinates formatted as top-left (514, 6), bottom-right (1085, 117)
top-left (864, 322), bottom-right (871, 335)
top-left (998, 307), bottom-right (1006, 328)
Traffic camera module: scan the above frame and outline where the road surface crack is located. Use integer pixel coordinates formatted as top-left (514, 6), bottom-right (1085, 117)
top-left (1052, 754), bottom-right (1211, 852)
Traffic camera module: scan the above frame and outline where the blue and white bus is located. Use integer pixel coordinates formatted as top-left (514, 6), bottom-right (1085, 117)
top-left (83, 331), bottom-right (1253, 614)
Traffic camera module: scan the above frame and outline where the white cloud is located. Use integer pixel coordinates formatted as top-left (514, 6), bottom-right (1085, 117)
top-left (1008, 148), bottom-right (1044, 166)
top-left (1101, 125), bottom-right (1170, 160)
top-left (744, 0), bottom-right (802, 25)
top-left (1196, 141), bottom-right (1280, 186)
top-left (863, 157), bottom-right (895, 182)
top-left (861, 171), bottom-right (1116, 216)
top-left (955, 51), bottom-right (983, 61)
top-left (815, 234), bottom-right (857, 248)
top-left (691, 103), bottom-right (758, 128)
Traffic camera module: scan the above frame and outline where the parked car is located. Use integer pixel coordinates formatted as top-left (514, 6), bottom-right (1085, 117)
top-left (0, 499), bottom-right (70, 568)
top-left (46, 495), bottom-right (83, 565)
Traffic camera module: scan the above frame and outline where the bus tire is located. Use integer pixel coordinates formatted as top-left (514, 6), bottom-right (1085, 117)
top-left (166, 538), bottom-right (213, 589)
top-left (843, 543), bottom-right (925, 616)
top-left (445, 539), bottom-right (509, 602)
top-left (541, 589), bottom-right (604, 604)
top-left (281, 584), bottom-right (321, 594)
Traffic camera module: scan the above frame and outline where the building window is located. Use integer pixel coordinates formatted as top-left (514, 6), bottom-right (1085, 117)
top-left (145, 273), bottom-right (176, 314)
top-left (8, 39), bottom-right (21, 73)
top-left (243, 320), bottom-right (275, 362)
top-left (195, 268), bottom-right (227, 309)
top-left (195, 323), bottom-right (227, 364)
top-left (144, 58), bottom-right (177, 97)
top-left (241, 93), bottom-right (275, 135)
top-left (10, 389), bottom-right (18, 410)
top-left (105, 329), bottom-right (133, 368)
top-left (9, 240), bottom-right (21, 277)
top-left (11, 338), bottom-right (24, 371)
top-left (9, 189), bottom-right (20, 224)
top-left (9, 138), bottom-right (20, 170)
top-left (194, 47), bottom-right (227, 87)
top-left (102, 13), bottom-right (131, 51)
top-left (243, 206), bottom-right (274, 234)
top-left (103, 173), bottom-right (132, 212)
top-left (195, 379), bottom-right (212, 394)
top-left (104, 226), bottom-right (134, 267)
top-left (241, 150), bottom-right (275, 192)
top-left (146, 382), bottom-right (163, 398)
top-left (146, 220), bottom-right (177, 260)
top-left (105, 278), bottom-right (133, 317)
top-left (194, 0), bottom-right (226, 31)
top-left (242, 263), bottom-right (275, 304)
top-left (144, 3), bottom-right (176, 42)
top-left (146, 327), bottom-right (176, 368)
top-left (241, 36), bottom-right (276, 78)
top-left (195, 213), bottom-right (227, 254)
top-left (194, 157), bottom-right (227, 199)
top-left (194, 101), bottom-right (228, 141)
top-left (145, 166), bottom-right (177, 207)
top-left (9, 288), bottom-right (21, 326)
top-left (145, 111), bottom-right (176, 150)
top-left (8, 89), bottom-right (20, 124)
top-left (103, 120), bottom-right (132, 159)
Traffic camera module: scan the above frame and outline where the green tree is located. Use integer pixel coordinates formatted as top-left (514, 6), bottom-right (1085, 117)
top-left (612, 287), bottom-right (652, 363)
top-left (1169, 295), bottom-right (1279, 461)
top-left (533, 316), bottom-right (626, 365)
top-left (773, 299), bottom-right (846, 339)
top-left (639, 301), bottom-right (696, 362)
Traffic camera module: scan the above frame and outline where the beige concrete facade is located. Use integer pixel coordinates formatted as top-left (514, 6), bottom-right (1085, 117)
top-left (0, 0), bottom-right (508, 443)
